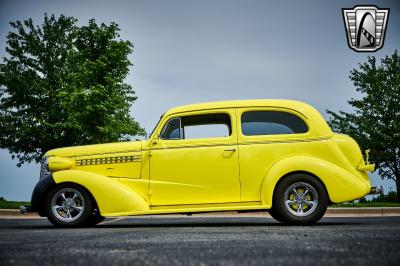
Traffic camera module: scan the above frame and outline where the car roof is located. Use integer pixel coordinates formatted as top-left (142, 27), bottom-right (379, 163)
top-left (165, 99), bottom-right (313, 116)
top-left (164, 99), bottom-right (333, 137)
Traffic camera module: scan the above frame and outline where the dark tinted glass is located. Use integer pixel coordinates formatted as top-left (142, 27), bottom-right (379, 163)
top-left (241, 111), bottom-right (308, 136)
top-left (161, 118), bottom-right (181, 139)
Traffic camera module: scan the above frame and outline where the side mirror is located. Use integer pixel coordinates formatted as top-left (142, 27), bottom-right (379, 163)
top-left (152, 134), bottom-right (160, 145)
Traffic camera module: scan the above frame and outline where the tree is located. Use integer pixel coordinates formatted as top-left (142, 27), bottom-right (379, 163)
top-left (0, 14), bottom-right (145, 166)
top-left (327, 50), bottom-right (400, 201)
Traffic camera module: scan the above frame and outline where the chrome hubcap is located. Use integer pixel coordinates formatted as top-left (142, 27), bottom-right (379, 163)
top-left (51, 188), bottom-right (85, 222)
top-left (284, 182), bottom-right (318, 217)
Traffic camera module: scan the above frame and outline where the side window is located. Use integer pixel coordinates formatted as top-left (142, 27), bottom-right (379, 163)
top-left (160, 117), bottom-right (181, 139)
top-left (182, 113), bottom-right (231, 139)
top-left (160, 113), bottom-right (232, 140)
top-left (241, 111), bottom-right (308, 136)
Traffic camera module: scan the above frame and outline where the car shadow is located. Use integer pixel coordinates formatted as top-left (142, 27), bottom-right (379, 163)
top-left (96, 216), bottom-right (360, 228)
top-left (0, 216), bottom-right (367, 230)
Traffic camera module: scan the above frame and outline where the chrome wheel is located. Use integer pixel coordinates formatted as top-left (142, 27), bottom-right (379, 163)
top-left (50, 188), bottom-right (85, 222)
top-left (284, 182), bottom-right (318, 217)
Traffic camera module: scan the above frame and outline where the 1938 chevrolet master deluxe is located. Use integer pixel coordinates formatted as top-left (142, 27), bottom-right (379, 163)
top-left (26, 100), bottom-right (374, 226)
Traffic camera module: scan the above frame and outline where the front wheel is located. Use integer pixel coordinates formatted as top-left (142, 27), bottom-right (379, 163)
top-left (46, 183), bottom-right (95, 227)
top-left (270, 173), bottom-right (328, 225)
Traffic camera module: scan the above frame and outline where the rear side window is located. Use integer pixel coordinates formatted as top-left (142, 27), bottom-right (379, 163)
top-left (241, 111), bottom-right (308, 136)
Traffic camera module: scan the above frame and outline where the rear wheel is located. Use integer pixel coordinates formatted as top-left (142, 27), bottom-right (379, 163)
top-left (46, 183), bottom-right (95, 227)
top-left (270, 173), bottom-right (328, 225)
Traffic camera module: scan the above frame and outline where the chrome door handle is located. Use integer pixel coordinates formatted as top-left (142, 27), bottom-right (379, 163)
top-left (224, 148), bottom-right (236, 152)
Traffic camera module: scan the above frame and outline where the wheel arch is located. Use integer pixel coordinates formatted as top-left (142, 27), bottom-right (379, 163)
top-left (51, 170), bottom-right (150, 216)
top-left (49, 181), bottom-right (102, 215)
top-left (271, 171), bottom-right (330, 207)
top-left (31, 177), bottom-right (110, 217)
top-left (260, 155), bottom-right (370, 206)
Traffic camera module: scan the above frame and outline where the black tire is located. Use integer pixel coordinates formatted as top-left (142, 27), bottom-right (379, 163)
top-left (268, 207), bottom-right (284, 222)
top-left (46, 183), bottom-right (94, 227)
top-left (88, 213), bottom-right (105, 226)
top-left (87, 196), bottom-right (105, 226)
top-left (270, 173), bottom-right (328, 225)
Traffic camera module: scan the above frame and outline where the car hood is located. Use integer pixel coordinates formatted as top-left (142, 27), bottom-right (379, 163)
top-left (45, 141), bottom-right (143, 158)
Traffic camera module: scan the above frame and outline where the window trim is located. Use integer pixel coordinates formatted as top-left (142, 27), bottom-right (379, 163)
top-left (240, 109), bottom-right (309, 137)
top-left (158, 111), bottom-right (234, 141)
top-left (159, 117), bottom-right (182, 140)
top-left (148, 113), bottom-right (165, 140)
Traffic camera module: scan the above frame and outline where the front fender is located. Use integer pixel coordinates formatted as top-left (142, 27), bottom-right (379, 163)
top-left (260, 156), bottom-right (371, 206)
top-left (52, 170), bottom-right (149, 216)
top-left (31, 175), bottom-right (56, 216)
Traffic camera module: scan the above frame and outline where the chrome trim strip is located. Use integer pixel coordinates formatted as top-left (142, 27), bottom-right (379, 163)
top-left (76, 155), bottom-right (141, 166)
top-left (147, 136), bottom-right (331, 151)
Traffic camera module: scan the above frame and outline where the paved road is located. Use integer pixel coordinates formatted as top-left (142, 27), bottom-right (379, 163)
top-left (0, 216), bottom-right (399, 266)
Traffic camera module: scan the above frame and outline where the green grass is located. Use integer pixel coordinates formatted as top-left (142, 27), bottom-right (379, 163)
top-left (0, 199), bottom-right (30, 209)
top-left (331, 202), bottom-right (400, 208)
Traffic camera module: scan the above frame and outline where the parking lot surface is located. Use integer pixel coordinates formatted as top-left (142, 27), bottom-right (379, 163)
top-left (0, 216), bottom-right (399, 266)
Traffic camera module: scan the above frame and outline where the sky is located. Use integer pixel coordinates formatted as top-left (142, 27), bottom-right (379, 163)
top-left (0, 0), bottom-right (399, 201)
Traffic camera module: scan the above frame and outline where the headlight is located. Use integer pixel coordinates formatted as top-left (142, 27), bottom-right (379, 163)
top-left (39, 157), bottom-right (51, 180)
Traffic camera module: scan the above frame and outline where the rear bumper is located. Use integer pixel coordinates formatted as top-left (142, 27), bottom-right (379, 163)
top-left (357, 164), bottom-right (375, 172)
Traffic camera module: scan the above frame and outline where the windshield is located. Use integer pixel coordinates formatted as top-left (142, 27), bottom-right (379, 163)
top-left (147, 113), bottom-right (164, 139)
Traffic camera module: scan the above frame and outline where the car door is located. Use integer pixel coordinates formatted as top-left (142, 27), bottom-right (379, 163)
top-left (236, 107), bottom-right (310, 202)
top-left (149, 109), bottom-right (240, 206)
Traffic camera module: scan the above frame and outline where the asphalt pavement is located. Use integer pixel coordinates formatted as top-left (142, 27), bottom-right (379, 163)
top-left (0, 216), bottom-right (399, 266)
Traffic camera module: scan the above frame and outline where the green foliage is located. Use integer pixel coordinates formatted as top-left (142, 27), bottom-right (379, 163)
top-left (0, 14), bottom-right (145, 166)
top-left (372, 191), bottom-right (397, 203)
top-left (358, 197), bottom-right (368, 203)
top-left (331, 202), bottom-right (400, 208)
top-left (327, 51), bottom-right (400, 201)
top-left (333, 192), bottom-right (399, 207)
top-left (0, 197), bottom-right (30, 209)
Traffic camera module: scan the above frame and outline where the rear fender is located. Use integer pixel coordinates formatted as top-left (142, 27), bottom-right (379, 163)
top-left (52, 170), bottom-right (149, 216)
top-left (260, 155), bottom-right (371, 206)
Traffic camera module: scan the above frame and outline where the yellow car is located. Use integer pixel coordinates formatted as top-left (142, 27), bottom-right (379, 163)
top-left (27, 99), bottom-right (374, 226)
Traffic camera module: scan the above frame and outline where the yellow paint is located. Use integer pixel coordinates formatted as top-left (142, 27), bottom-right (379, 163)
top-left (75, 152), bottom-right (142, 179)
top-left (52, 170), bottom-right (149, 215)
top-left (48, 157), bottom-right (73, 171)
top-left (43, 99), bottom-right (373, 216)
top-left (357, 164), bottom-right (375, 172)
top-left (149, 108), bottom-right (241, 205)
